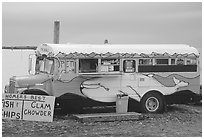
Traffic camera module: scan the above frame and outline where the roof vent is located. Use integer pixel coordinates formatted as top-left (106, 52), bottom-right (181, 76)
top-left (104, 39), bottom-right (109, 44)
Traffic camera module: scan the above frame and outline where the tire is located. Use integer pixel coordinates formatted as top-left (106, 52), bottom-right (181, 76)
top-left (140, 92), bottom-right (165, 113)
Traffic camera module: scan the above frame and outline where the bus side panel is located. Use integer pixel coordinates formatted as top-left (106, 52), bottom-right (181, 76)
top-left (152, 73), bottom-right (200, 95)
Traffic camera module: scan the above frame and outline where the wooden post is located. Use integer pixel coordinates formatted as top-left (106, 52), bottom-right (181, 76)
top-left (53, 20), bottom-right (60, 44)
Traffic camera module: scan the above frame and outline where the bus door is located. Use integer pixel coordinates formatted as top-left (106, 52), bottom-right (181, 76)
top-left (119, 59), bottom-right (138, 96)
top-left (122, 59), bottom-right (137, 85)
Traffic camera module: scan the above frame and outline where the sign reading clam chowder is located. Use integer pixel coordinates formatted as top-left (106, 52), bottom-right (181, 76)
top-left (2, 93), bottom-right (55, 122)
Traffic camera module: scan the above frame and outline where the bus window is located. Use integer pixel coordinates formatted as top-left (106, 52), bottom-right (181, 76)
top-left (101, 59), bottom-right (120, 72)
top-left (186, 58), bottom-right (197, 65)
top-left (171, 59), bottom-right (176, 65)
top-left (176, 58), bottom-right (184, 65)
top-left (66, 60), bottom-right (75, 72)
top-left (79, 59), bottom-right (98, 73)
top-left (59, 60), bottom-right (66, 72)
top-left (155, 59), bottom-right (168, 65)
top-left (123, 60), bottom-right (135, 73)
top-left (139, 59), bottom-right (153, 65)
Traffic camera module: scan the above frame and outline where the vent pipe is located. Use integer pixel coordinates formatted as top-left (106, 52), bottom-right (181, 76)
top-left (53, 20), bottom-right (60, 44)
top-left (104, 39), bottom-right (109, 44)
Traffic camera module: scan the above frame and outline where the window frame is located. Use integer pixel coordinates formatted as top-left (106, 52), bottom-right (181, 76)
top-left (155, 58), bottom-right (169, 65)
top-left (59, 59), bottom-right (76, 73)
top-left (101, 58), bottom-right (120, 72)
top-left (171, 58), bottom-right (176, 65)
top-left (123, 60), bottom-right (136, 73)
top-left (186, 58), bottom-right (197, 65)
top-left (139, 58), bottom-right (153, 65)
top-left (176, 58), bottom-right (185, 65)
top-left (79, 58), bottom-right (99, 73)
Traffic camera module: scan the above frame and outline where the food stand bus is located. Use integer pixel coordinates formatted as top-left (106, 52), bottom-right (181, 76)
top-left (5, 43), bottom-right (201, 113)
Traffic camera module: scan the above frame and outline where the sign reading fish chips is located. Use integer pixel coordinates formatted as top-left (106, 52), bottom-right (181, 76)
top-left (2, 93), bottom-right (55, 122)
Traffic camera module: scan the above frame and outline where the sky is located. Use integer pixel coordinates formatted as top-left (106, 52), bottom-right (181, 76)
top-left (2, 2), bottom-right (202, 50)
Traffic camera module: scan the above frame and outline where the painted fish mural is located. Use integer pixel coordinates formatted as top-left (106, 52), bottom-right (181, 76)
top-left (56, 73), bottom-right (200, 104)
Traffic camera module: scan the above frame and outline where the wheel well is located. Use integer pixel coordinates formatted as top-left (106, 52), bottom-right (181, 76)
top-left (22, 89), bottom-right (49, 96)
top-left (142, 90), bottom-right (166, 104)
top-left (143, 90), bottom-right (164, 99)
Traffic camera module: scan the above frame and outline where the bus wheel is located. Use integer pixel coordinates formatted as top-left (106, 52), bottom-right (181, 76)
top-left (140, 92), bottom-right (165, 113)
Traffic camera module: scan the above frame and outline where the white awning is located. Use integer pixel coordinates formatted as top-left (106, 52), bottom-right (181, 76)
top-left (36, 43), bottom-right (199, 58)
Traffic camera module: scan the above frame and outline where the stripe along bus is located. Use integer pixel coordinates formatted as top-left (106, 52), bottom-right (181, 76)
top-left (4, 43), bottom-right (201, 113)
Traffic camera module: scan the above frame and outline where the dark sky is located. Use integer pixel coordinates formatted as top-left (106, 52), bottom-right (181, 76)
top-left (2, 2), bottom-right (202, 52)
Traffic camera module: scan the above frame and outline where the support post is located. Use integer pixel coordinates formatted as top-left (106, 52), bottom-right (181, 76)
top-left (53, 20), bottom-right (60, 44)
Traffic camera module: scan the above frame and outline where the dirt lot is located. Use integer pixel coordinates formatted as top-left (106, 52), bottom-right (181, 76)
top-left (2, 103), bottom-right (202, 137)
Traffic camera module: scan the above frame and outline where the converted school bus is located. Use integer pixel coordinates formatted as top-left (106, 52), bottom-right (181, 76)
top-left (5, 43), bottom-right (201, 113)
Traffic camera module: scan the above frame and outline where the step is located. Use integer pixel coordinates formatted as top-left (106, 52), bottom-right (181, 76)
top-left (72, 112), bottom-right (144, 122)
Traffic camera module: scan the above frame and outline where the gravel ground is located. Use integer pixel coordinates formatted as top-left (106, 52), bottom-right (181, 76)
top-left (2, 103), bottom-right (202, 137)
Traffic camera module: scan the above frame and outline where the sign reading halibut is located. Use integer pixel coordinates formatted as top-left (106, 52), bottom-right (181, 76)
top-left (2, 93), bottom-right (55, 122)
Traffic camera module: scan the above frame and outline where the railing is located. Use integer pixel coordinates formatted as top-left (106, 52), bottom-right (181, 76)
top-left (2, 46), bottom-right (37, 50)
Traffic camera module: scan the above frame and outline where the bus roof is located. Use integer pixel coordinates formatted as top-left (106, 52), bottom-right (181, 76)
top-left (36, 43), bottom-right (199, 58)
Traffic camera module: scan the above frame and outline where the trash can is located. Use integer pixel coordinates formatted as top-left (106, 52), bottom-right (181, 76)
top-left (116, 94), bottom-right (129, 113)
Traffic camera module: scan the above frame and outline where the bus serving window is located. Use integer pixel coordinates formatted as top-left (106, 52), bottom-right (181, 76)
top-left (155, 59), bottom-right (168, 65)
top-left (79, 59), bottom-right (98, 73)
top-left (139, 59), bottom-right (153, 65)
top-left (123, 60), bottom-right (135, 73)
top-left (101, 59), bottom-right (120, 72)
